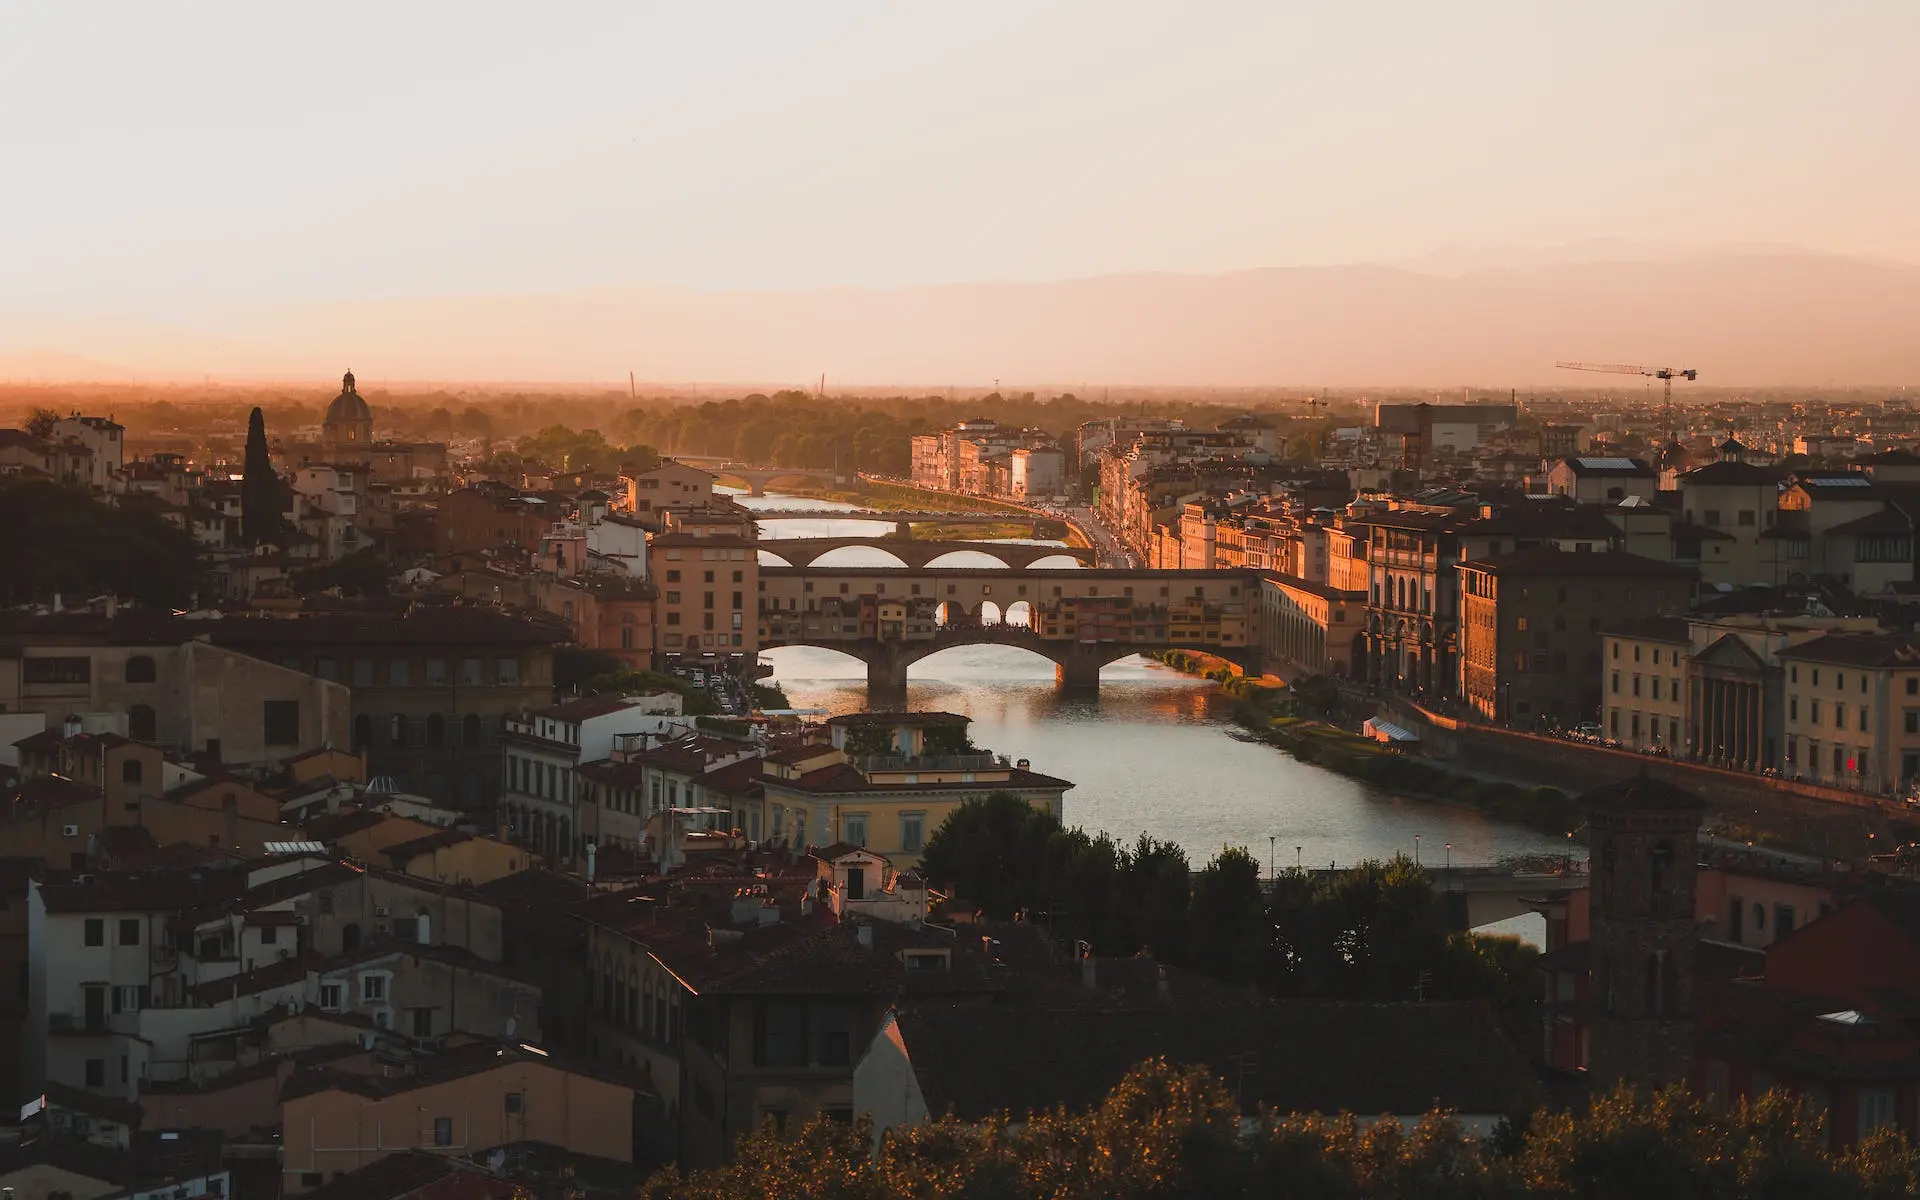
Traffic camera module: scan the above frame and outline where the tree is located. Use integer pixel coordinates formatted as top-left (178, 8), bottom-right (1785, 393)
top-left (917, 792), bottom-right (1064, 918)
top-left (240, 406), bottom-right (284, 545)
top-left (0, 482), bottom-right (199, 609)
top-left (290, 549), bottom-right (390, 597)
top-left (1185, 847), bottom-right (1267, 983)
top-left (24, 408), bottom-right (58, 440)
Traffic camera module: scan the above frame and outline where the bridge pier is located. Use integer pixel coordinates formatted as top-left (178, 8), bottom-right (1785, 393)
top-left (1053, 645), bottom-right (1106, 694)
top-left (863, 643), bottom-right (911, 709)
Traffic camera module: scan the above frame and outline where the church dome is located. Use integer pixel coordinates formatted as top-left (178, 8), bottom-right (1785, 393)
top-left (323, 370), bottom-right (373, 443)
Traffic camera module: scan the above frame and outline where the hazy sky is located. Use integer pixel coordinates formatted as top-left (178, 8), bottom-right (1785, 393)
top-left (7, 1), bottom-right (1919, 314)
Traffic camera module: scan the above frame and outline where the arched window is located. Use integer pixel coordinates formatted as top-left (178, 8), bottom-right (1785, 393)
top-left (124, 655), bottom-right (156, 684)
top-left (128, 704), bottom-right (156, 743)
top-left (389, 714), bottom-right (408, 749)
top-left (352, 714), bottom-right (372, 750)
top-left (425, 714), bottom-right (444, 748)
top-left (462, 713), bottom-right (482, 747)
top-left (120, 759), bottom-right (143, 785)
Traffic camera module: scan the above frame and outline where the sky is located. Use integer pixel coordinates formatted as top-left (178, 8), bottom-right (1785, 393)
top-left (5, 0), bottom-right (1918, 321)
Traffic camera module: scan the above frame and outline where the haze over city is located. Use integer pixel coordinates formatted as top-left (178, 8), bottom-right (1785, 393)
top-left (7, 1), bottom-right (1920, 385)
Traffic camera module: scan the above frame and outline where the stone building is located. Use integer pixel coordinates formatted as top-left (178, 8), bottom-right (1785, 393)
top-left (1584, 774), bottom-right (1706, 1089)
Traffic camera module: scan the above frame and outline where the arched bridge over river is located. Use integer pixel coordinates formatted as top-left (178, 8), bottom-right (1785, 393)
top-left (759, 566), bottom-right (1261, 704)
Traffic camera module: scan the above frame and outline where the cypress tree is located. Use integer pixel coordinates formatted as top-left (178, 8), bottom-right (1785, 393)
top-left (241, 406), bottom-right (281, 545)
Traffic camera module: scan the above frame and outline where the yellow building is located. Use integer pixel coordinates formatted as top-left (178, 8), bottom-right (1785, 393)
top-left (1779, 633), bottom-right (1920, 792)
top-left (758, 713), bottom-right (1071, 868)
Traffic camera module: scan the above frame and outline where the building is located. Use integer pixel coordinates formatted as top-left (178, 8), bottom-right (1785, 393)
top-left (205, 608), bottom-right (568, 812)
top-left (1544, 456), bottom-right (1661, 504)
top-left (500, 693), bottom-right (689, 865)
top-left (1008, 445), bottom-right (1065, 498)
top-left (758, 713), bottom-right (1071, 868)
top-left (1778, 633), bottom-right (1920, 792)
top-left (0, 614), bottom-right (352, 769)
top-left (648, 533), bottom-right (758, 664)
top-left (281, 372), bottom-right (450, 481)
top-left (858, 999), bottom-right (1543, 1142)
top-left (49, 415), bottom-right (126, 492)
top-left (1255, 574), bottom-right (1365, 678)
top-left (279, 1042), bottom-right (655, 1193)
top-left (619, 460), bottom-right (716, 524)
top-left (1457, 549), bottom-right (1695, 728)
top-left (1599, 617), bottom-right (1691, 752)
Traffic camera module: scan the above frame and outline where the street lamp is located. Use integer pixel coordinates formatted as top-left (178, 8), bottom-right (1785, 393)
top-left (1414, 834), bottom-right (1421, 866)
top-left (1445, 842), bottom-right (1452, 871)
top-left (1268, 835), bottom-right (1276, 880)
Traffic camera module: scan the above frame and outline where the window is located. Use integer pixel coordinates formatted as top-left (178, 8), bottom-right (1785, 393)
top-left (425, 658), bottom-right (447, 686)
top-left (1860, 1088), bottom-right (1897, 1139)
top-left (1910, 677), bottom-right (1918, 696)
top-left (320, 982), bottom-right (343, 1010)
top-left (497, 658), bottom-right (520, 685)
top-left (389, 714), bottom-right (408, 749)
top-left (433, 1117), bottom-right (453, 1146)
top-left (412, 1007), bottom-right (434, 1037)
top-left (84, 918), bottom-right (104, 947)
top-left (23, 656), bottom-right (89, 685)
top-left (263, 700), bottom-right (300, 746)
top-left (352, 659), bottom-right (375, 687)
top-left (124, 654), bottom-right (157, 683)
top-left (388, 659), bottom-right (410, 687)
top-left (260, 925), bottom-right (279, 945)
top-left (460, 658), bottom-right (483, 686)
top-left (121, 759), bottom-right (143, 785)
top-left (900, 812), bottom-right (925, 853)
top-left (361, 973), bottom-right (388, 1003)
top-left (119, 918), bottom-right (139, 946)
top-left (1774, 904), bottom-right (1795, 936)
top-left (113, 985), bottom-right (145, 1014)
top-left (85, 1058), bottom-right (105, 1087)
top-left (128, 703), bottom-right (156, 743)
top-left (844, 813), bottom-right (868, 847)
top-left (758, 1000), bottom-right (808, 1066)
top-left (316, 657), bottom-right (340, 681)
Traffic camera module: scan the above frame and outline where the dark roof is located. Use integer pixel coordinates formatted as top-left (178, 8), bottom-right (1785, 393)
top-left (533, 693), bottom-right (663, 723)
top-left (827, 711), bottom-right (970, 728)
top-left (1681, 460), bottom-right (1785, 487)
top-left (894, 1000), bottom-right (1545, 1119)
top-left (1578, 774), bottom-right (1709, 815)
top-left (1778, 633), bottom-right (1920, 669)
top-left (1604, 616), bottom-right (1692, 643)
top-left (771, 762), bottom-right (1073, 795)
top-left (281, 1040), bottom-right (649, 1104)
top-left (1561, 456), bottom-right (1657, 478)
top-left (205, 609), bottom-right (568, 649)
top-left (39, 868), bottom-right (248, 915)
top-left (1461, 548), bottom-right (1696, 579)
top-left (300, 1150), bottom-right (515, 1200)
top-left (44, 1079), bottom-right (143, 1127)
top-left (382, 829), bottom-right (474, 863)
top-left (1826, 507), bottom-right (1912, 537)
top-left (189, 951), bottom-right (321, 1004)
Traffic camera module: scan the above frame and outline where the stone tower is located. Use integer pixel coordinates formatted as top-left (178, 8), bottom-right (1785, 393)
top-left (322, 369), bottom-right (374, 447)
top-left (1581, 773), bottom-right (1706, 1089)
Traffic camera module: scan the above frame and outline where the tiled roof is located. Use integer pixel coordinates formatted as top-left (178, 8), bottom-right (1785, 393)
top-left (40, 868), bottom-right (248, 915)
top-left (300, 1150), bottom-right (520, 1200)
top-left (1460, 548), bottom-right (1697, 578)
top-left (771, 762), bottom-right (1073, 796)
top-left (894, 1000), bottom-right (1545, 1119)
top-left (382, 829), bottom-right (474, 862)
top-left (281, 1040), bottom-right (651, 1104)
top-left (190, 951), bottom-right (321, 1004)
top-left (1778, 633), bottom-right (1920, 669)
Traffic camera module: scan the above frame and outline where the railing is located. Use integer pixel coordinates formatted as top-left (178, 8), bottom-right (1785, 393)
top-left (852, 754), bottom-right (1008, 773)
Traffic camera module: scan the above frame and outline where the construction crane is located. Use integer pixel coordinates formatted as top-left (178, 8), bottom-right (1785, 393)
top-left (1556, 362), bottom-right (1698, 435)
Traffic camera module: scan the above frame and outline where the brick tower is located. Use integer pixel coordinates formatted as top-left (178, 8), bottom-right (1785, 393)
top-left (1581, 772), bottom-right (1706, 1089)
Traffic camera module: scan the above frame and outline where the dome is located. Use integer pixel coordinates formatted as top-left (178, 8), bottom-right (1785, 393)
top-left (323, 369), bottom-right (373, 442)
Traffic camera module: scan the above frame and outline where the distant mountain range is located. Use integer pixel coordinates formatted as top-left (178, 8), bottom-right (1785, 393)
top-left (4, 246), bottom-right (1918, 388)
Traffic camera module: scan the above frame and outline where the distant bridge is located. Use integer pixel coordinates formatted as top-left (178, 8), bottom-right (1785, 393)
top-left (670, 456), bottom-right (847, 496)
top-left (757, 537), bottom-right (1094, 570)
top-left (750, 508), bottom-right (1062, 529)
top-left (758, 566), bottom-right (1260, 703)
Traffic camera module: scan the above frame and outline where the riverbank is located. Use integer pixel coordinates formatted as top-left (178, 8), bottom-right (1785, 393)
top-left (1145, 650), bottom-right (1583, 838)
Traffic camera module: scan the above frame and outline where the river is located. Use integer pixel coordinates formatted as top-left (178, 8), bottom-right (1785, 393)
top-left (739, 491), bottom-right (1572, 914)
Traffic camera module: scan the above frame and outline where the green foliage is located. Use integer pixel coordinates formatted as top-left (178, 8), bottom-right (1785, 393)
top-left (25, 408), bottom-right (58, 440)
top-left (749, 681), bottom-right (790, 710)
top-left (578, 668), bottom-right (718, 716)
top-left (511, 424), bottom-right (651, 474)
top-left (0, 482), bottom-right (200, 609)
top-left (553, 647), bottom-right (626, 691)
top-left (1186, 846), bottom-right (1266, 983)
top-left (240, 406), bottom-right (286, 545)
top-left (646, 1066), bottom-right (1910, 1200)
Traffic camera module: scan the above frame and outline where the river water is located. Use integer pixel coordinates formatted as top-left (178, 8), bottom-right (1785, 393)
top-left (740, 492), bottom-right (1571, 897)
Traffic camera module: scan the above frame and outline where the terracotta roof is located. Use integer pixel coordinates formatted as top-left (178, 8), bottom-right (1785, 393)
top-left (40, 868), bottom-right (248, 915)
top-left (300, 1150), bottom-right (519, 1200)
top-left (281, 1040), bottom-right (651, 1104)
top-left (894, 1000), bottom-right (1545, 1119)
top-left (771, 762), bottom-right (1073, 796)
top-left (190, 951), bottom-right (321, 1004)
top-left (1681, 460), bottom-right (1785, 486)
top-left (382, 829), bottom-right (474, 863)
top-left (1459, 548), bottom-right (1697, 578)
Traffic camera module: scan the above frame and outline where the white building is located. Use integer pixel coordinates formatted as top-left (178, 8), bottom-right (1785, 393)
top-left (1009, 446), bottom-right (1066, 498)
top-left (499, 692), bottom-right (690, 864)
top-left (50, 415), bottom-right (125, 492)
top-left (586, 512), bottom-right (651, 577)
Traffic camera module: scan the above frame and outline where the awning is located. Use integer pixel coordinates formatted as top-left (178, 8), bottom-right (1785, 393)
top-left (1362, 719), bottom-right (1420, 744)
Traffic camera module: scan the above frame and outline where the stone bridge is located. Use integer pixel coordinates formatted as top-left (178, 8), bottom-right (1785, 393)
top-left (672, 456), bottom-right (848, 495)
top-left (758, 566), bottom-right (1262, 704)
top-left (751, 508), bottom-right (1061, 530)
top-left (757, 537), bottom-right (1095, 570)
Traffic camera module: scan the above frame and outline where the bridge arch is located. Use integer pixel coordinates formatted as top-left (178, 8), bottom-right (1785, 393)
top-left (921, 548), bottom-right (1017, 570)
top-left (1004, 600), bottom-right (1033, 627)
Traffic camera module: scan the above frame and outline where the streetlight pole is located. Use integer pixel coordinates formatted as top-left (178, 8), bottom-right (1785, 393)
top-left (1414, 834), bottom-right (1421, 866)
top-left (1269, 835), bottom-right (1276, 880)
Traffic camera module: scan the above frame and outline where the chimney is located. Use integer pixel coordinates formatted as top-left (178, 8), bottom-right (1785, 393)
top-left (586, 841), bottom-right (597, 884)
top-left (855, 923), bottom-right (873, 951)
top-left (416, 912), bottom-right (431, 946)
